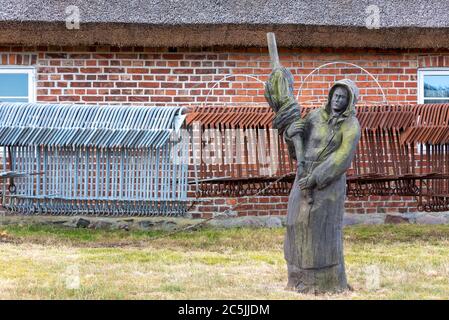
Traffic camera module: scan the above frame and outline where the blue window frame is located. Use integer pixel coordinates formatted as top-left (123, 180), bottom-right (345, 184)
top-left (0, 68), bottom-right (35, 103)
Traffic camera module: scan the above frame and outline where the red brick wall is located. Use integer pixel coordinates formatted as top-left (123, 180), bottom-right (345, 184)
top-left (0, 45), bottom-right (429, 106)
top-left (188, 196), bottom-right (289, 219)
top-left (1, 45), bottom-right (447, 217)
top-left (188, 196), bottom-right (419, 218)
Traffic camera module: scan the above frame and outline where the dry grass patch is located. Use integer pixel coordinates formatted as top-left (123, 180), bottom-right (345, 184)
top-left (1, 224), bottom-right (449, 299)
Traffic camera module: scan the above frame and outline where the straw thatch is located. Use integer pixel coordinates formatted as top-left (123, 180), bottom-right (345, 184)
top-left (1, 0), bottom-right (449, 48)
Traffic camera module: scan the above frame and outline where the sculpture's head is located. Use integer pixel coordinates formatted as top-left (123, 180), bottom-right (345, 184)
top-left (326, 79), bottom-right (359, 118)
top-left (330, 86), bottom-right (349, 115)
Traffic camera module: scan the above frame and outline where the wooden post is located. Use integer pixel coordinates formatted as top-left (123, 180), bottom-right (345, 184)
top-left (266, 32), bottom-right (280, 69)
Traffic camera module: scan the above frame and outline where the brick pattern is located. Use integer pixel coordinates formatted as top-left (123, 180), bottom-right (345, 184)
top-left (188, 195), bottom-right (418, 218)
top-left (345, 196), bottom-right (418, 214)
top-left (418, 55), bottom-right (449, 68)
top-left (0, 45), bottom-right (430, 106)
top-left (1, 45), bottom-right (448, 217)
top-left (0, 52), bottom-right (37, 66)
top-left (188, 196), bottom-right (289, 219)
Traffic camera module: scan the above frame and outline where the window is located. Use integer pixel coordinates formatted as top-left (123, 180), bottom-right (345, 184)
top-left (0, 67), bottom-right (35, 103)
top-left (418, 69), bottom-right (449, 104)
top-left (0, 68), bottom-right (35, 161)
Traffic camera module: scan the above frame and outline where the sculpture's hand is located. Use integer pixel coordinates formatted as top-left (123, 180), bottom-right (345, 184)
top-left (298, 174), bottom-right (315, 205)
top-left (297, 174), bottom-right (316, 190)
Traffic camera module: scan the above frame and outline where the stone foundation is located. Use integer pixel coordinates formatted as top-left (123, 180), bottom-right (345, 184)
top-left (1, 212), bottom-right (449, 231)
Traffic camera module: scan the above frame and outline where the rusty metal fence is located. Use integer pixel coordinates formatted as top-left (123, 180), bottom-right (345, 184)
top-left (187, 104), bottom-right (449, 212)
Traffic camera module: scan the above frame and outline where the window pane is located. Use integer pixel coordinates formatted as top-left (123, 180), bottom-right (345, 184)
top-left (424, 75), bottom-right (449, 98)
top-left (424, 99), bottom-right (449, 104)
top-left (0, 97), bottom-right (29, 102)
top-left (0, 73), bottom-right (29, 97)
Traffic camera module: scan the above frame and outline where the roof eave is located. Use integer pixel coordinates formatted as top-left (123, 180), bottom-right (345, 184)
top-left (1, 22), bottom-right (449, 49)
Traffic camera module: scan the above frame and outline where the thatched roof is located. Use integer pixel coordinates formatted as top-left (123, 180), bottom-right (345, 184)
top-left (1, 0), bottom-right (449, 48)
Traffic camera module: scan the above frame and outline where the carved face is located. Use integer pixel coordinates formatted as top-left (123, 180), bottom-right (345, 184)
top-left (330, 86), bottom-right (349, 115)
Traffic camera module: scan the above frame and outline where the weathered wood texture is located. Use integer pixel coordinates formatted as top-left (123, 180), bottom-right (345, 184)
top-left (265, 66), bottom-right (361, 293)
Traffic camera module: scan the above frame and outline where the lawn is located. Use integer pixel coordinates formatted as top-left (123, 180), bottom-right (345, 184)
top-left (1, 223), bottom-right (449, 299)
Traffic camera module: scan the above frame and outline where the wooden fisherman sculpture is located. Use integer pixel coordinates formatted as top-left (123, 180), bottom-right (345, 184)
top-left (264, 33), bottom-right (361, 293)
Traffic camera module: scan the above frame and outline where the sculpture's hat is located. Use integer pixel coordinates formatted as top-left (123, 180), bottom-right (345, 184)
top-left (325, 79), bottom-right (359, 118)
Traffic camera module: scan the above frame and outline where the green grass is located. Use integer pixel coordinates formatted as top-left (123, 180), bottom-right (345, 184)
top-left (1, 224), bottom-right (449, 299)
